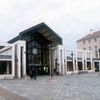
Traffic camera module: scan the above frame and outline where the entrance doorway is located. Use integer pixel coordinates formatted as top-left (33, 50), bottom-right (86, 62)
top-left (78, 62), bottom-right (83, 70)
top-left (0, 61), bottom-right (12, 75)
top-left (94, 62), bottom-right (99, 72)
top-left (26, 38), bottom-right (50, 76)
top-left (87, 62), bottom-right (91, 70)
top-left (67, 61), bottom-right (73, 71)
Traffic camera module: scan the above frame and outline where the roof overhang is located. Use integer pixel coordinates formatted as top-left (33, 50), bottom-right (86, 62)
top-left (20, 23), bottom-right (63, 46)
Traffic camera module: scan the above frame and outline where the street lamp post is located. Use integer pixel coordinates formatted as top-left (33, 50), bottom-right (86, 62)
top-left (71, 51), bottom-right (75, 75)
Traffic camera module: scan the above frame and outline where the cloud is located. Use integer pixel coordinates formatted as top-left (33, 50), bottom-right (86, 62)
top-left (0, 0), bottom-right (100, 48)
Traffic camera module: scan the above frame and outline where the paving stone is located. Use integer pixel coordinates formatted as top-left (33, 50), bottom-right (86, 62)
top-left (0, 87), bottom-right (28, 100)
top-left (0, 73), bottom-right (99, 100)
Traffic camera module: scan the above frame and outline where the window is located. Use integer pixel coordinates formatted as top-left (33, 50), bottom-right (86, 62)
top-left (83, 40), bottom-right (85, 44)
top-left (89, 47), bottom-right (91, 50)
top-left (95, 46), bottom-right (98, 58)
top-left (95, 46), bottom-right (97, 51)
top-left (88, 39), bottom-right (91, 43)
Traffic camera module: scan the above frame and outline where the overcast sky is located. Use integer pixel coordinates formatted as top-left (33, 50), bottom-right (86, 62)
top-left (0, 0), bottom-right (100, 49)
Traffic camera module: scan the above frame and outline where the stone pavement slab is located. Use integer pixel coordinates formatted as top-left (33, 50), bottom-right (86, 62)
top-left (0, 87), bottom-right (28, 100)
top-left (0, 73), bottom-right (100, 100)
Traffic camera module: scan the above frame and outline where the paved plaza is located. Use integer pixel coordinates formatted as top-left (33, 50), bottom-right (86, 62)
top-left (0, 73), bottom-right (100, 100)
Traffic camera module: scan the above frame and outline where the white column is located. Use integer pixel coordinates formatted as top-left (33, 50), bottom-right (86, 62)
top-left (60, 49), bottom-right (63, 75)
top-left (18, 45), bottom-right (21, 78)
top-left (90, 61), bottom-right (92, 70)
top-left (12, 45), bottom-right (15, 77)
top-left (73, 55), bottom-right (75, 74)
top-left (92, 61), bottom-right (94, 70)
top-left (7, 61), bottom-right (9, 74)
top-left (92, 62), bottom-right (95, 71)
top-left (23, 42), bottom-right (26, 76)
top-left (58, 48), bottom-right (61, 74)
top-left (81, 61), bottom-right (84, 71)
top-left (98, 52), bottom-right (99, 58)
top-left (99, 61), bottom-right (100, 71)
top-left (84, 51), bottom-right (86, 70)
top-left (66, 59), bottom-right (68, 74)
top-left (76, 60), bottom-right (78, 73)
top-left (51, 47), bottom-right (55, 77)
top-left (63, 49), bottom-right (66, 75)
top-left (75, 50), bottom-right (78, 73)
top-left (61, 49), bottom-right (64, 75)
top-left (85, 60), bottom-right (87, 70)
top-left (82, 51), bottom-right (85, 70)
top-left (91, 53), bottom-right (93, 70)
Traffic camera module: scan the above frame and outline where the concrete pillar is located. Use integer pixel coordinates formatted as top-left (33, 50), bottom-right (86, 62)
top-left (12, 45), bottom-right (15, 77)
top-left (66, 60), bottom-right (68, 75)
top-left (23, 43), bottom-right (26, 77)
top-left (82, 60), bottom-right (84, 70)
top-left (51, 48), bottom-right (55, 77)
top-left (60, 49), bottom-right (64, 75)
top-left (75, 51), bottom-right (78, 73)
top-left (75, 60), bottom-right (78, 73)
top-left (73, 56), bottom-right (75, 74)
top-left (82, 51), bottom-right (85, 71)
top-left (18, 46), bottom-right (21, 78)
top-left (85, 60), bottom-right (87, 70)
top-left (58, 48), bottom-right (61, 74)
top-left (49, 47), bottom-right (51, 76)
top-left (92, 61), bottom-right (94, 70)
top-left (99, 61), bottom-right (100, 71)
top-left (91, 62), bottom-right (92, 70)
top-left (7, 61), bottom-right (9, 74)
top-left (91, 55), bottom-right (93, 70)
top-left (92, 61), bottom-right (95, 70)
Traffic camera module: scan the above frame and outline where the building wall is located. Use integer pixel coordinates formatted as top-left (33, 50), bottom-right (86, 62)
top-left (0, 41), bottom-right (26, 79)
top-left (13, 40), bottom-right (26, 78)
top-left (66, 49), bottom-right (94, 74)
top-left (55, 45), bottom-right (66, 75)
top-left (0, 43), bottom-right (14, 79)
top-left (0, 48), bottom-right (13, 55)
top-left (77, 36), bottom-right (100, 58)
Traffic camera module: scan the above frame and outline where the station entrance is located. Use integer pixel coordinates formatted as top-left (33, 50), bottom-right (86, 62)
top-left (9, 23), bottom-right (62, 76)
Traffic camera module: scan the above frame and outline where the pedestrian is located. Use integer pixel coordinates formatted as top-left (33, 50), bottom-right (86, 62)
top-left (53, 68), bottom-right (56, 75)
top-left (30, 67), bottom-right (33, 79)
top-left (32, 67), bottom-right (37, 80)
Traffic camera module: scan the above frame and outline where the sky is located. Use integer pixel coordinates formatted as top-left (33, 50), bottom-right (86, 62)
top-left (0, 0), bottom-right (100, 49)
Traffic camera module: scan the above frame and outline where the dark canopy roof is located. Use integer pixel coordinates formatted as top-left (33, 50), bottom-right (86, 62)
top-left (8, 22), bottom-right (63, 45)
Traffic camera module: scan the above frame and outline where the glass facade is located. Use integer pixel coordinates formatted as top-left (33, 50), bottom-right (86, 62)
top-left (0, 61), bottom-right (12, 74)
top-left (21, 31), bottom-right (50, 75)
top-left (8, 23), bottom-right (62, 76)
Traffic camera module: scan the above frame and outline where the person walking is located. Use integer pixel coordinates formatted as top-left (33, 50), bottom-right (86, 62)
top-left (32, 67), bottom-right (37, 80)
